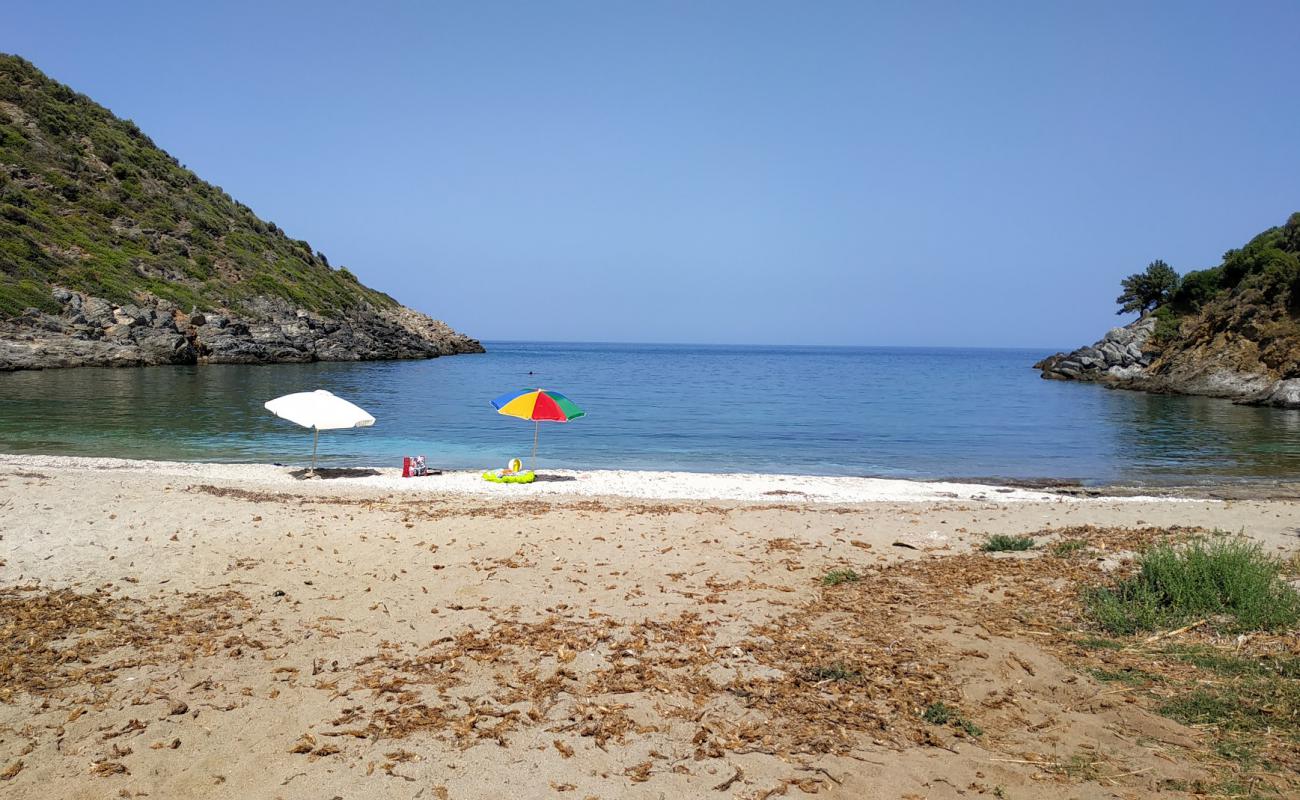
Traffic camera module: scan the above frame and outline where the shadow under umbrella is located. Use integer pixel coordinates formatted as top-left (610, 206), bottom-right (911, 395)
top-left (287, 467), bottom-right (382, 480)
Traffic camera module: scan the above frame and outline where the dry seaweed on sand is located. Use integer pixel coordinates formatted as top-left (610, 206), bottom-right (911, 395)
top-left (187, 482), bottom-right (707, 521)
top-left (0, 587), bottom-right (131, 700)
top-left (313, 522), bottom-right (1286, 791)
top-left (6, 513), bottom-right (1290, 795)
top-left (0, 586), bottom-right (259, 702)
top-left (89, 760), bottom-right (128, 777)
top-left (332, 585), bottom-right (969, 759)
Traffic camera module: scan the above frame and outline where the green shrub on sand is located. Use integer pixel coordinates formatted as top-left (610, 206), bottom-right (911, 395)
top-left (921, 702), bottom-right (982, 737)
top-left (981, 535), bottom-right (1034, 552)
top-left (1087, 538), bottom-right (1300, 635)
top-left (820, 568), bottom-right (860, 586)
top-left (1051, 539), bottom-right (1089, 557)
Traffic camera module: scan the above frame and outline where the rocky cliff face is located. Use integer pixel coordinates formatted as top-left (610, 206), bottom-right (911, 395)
top-left (0, 288), bottom-right (482, 370)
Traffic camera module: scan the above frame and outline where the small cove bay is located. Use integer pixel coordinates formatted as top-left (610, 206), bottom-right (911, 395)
top-left (2, 341), bottom-right (1299, 485)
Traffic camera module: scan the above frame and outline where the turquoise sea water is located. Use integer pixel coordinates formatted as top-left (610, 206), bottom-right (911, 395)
top-left (2, 341), bottom-right (1300, 484)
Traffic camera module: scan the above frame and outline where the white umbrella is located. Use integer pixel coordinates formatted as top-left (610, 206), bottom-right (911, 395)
top-left (264, 390), bottom-right (375, 474)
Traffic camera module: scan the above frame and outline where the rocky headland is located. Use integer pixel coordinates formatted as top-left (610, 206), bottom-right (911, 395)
top-left (1037, 213), bottom-right (1300, 408)
top-left (0, 54), bottom-right (481, 371)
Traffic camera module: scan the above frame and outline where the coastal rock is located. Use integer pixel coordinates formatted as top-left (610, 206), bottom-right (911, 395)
top-left (1037, 315), bottom-right (1157, 383)
top-left (0, 288), bottom-right (484, 371)
top-left (133, 327), bottom-right (194, 362)
top-left (80, 297), bottom-right (116, 327)
top-left (103, 323), bottom-right (135, 341)
top-left (1250, 379), bottom-right (1300, 407)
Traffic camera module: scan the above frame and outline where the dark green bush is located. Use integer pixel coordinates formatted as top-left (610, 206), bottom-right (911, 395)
top-left (1151, 305), bottom-right (1181, 342)
top-left (1283, 212), bottom-right (1300, 252)
top-left (1220, 224), bottom-right (1300, 292)
top-left (1169, 266), bottom-right (1224, 312)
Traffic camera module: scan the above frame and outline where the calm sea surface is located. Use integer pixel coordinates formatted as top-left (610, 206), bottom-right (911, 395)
top-left (2, 342), bottom-right (1299, 484)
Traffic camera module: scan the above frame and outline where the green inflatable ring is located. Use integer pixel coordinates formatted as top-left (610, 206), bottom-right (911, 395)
top-left (482, 469), bottom-right (536, 484)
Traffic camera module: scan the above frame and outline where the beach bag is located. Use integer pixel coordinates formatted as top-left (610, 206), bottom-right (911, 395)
top-left (402, 456), bottom-right (428, 477)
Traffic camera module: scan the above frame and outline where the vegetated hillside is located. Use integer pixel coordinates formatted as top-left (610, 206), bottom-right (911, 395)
top-left (1037, 213), bottom-right (1300, 407)
top-left (0, 53), bottom-right (482, 369)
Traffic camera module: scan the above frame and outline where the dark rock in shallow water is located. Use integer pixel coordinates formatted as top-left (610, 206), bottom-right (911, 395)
top-left (0, 288), bottom-right (484, 371)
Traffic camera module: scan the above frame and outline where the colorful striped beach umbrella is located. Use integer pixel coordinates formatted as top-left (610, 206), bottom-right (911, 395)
top-left (491, 388), bottom-right (585, 466)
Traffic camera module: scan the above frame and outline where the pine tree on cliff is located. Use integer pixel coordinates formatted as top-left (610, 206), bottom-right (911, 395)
top-left (1116, 260), bottom-right (1180, 315)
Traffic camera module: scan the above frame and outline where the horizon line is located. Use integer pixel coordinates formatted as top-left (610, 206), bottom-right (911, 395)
top-left (476, 338), bottom-right (1065, 352)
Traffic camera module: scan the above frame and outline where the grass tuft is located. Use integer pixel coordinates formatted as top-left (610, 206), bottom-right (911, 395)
top-left (1157, 690), bottom-right (1249, 730)
top-left (1051, 539), bottom-right (1089, 557)
top-left (981, 535), bottom-right (1034, 553)
top-left (820, 568), bottom-right (860, 586)
top-left (1162, 644), bottom-right (1300, 679)
top-left (921, 702), bottom-right (982, 736)
top-left (1086, 537), bottom-right (1300, 635)
top-left (1081, 640), bottom-right (1300, 789)
top-left (1076, 636), bottom-right (1124, 651)
top-left (1152, 646), bottom-right (1300, 752)
top-left (1088, 666), bottom-right (1162, 686)
top-left (921, 701), bottom-right (953, 724)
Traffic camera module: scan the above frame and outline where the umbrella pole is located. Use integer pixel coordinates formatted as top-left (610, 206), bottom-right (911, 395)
top-left (532, 421), bottom-right (539, 467)
top-left (310, 427), bottom-right (319, 476)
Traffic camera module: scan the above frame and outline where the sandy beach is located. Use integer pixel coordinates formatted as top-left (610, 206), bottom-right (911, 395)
top-left (2, 456), bottom-right (1298, 799)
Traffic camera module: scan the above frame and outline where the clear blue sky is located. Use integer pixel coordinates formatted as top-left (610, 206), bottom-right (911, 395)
top-left (5, 2), bottom-right (1299, 348)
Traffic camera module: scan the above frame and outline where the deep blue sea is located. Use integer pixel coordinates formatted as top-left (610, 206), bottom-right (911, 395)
top-left (2, 341), bottom-right (1300, 485)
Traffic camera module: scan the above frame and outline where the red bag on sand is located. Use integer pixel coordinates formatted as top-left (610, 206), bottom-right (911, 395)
top-left (402, 456), bottom-right (412, 478)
